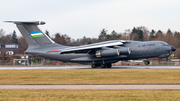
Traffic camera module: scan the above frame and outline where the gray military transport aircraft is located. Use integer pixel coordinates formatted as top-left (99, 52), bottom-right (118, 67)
top-left (4, 21), bottom-right (176, 68)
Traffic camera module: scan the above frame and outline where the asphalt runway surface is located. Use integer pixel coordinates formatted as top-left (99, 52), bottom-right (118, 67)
top-left (0, 66), bottom-right (180, 70)
top-left (1, 85), bottom-right (180, 89)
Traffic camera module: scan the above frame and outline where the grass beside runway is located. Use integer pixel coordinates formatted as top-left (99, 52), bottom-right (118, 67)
top-left (0, 89), bottom-right (180, 101)
top-left (0, 69), bottom-right (180, 84)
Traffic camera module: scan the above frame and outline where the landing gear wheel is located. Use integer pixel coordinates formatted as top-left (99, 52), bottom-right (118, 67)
top-left (91, 64), bottom-right (97, 68)
top-left (144, 60), bottom-right (150, 65)
top-left (100, 64), bottom-right (106, 68)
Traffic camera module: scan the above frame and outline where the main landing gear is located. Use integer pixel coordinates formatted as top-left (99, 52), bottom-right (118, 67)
top-left (91, 64), bottom-right (112, 68)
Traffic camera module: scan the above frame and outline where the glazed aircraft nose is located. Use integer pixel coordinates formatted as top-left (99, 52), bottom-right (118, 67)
top-left (171, 46), bottom-right (176, 51)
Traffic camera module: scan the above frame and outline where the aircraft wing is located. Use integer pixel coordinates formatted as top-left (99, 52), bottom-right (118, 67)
top-left (59, 40), bottom-right (126, 54)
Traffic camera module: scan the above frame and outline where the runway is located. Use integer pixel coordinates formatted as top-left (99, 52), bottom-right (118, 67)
top-left (1, 85), bottom-right (180, 89)
top-left (0, 66), bottom-right (180, 70)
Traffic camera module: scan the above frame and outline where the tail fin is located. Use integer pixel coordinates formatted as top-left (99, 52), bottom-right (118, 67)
top-left (4, 21), bottom-right (60, 47)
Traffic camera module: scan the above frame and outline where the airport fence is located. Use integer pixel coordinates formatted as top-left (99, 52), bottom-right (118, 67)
top-left (151, 61), bottom-right (180, 66)
top-left (0, 60), bottom-right (180, 66)
top-left (0, 60), bottom-right (13, 65)
top-left (0, 59), bottom-right (81, 66)
top-left (114, 61), bottom-right (180, 66)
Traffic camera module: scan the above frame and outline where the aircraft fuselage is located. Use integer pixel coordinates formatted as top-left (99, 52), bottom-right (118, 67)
top-left (26, 40), bottom-right (175, 65)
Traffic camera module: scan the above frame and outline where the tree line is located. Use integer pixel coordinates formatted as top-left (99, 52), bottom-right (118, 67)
top-left (0, 26), bottom-right (180, 58)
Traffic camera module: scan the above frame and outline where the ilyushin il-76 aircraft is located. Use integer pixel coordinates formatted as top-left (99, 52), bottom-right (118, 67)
top-left (4, 21), bottom-right (176, 68)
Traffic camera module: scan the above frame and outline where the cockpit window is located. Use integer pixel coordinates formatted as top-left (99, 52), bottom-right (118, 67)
top-left (160, 42), bottom-right (169, 46)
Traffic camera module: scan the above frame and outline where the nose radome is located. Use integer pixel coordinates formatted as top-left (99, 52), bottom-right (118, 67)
top-left (171, 46), bottom-right (176, 51)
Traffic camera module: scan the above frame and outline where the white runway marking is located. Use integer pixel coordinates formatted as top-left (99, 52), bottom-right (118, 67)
top-left (0, 66), bottom-right (180, 70)
top-left (1, 85), bottom-right (180, 89)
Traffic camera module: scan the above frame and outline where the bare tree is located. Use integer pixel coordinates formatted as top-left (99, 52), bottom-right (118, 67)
top-left (173, 32), bottom-right (180, 48)
top-left (155, 30), bottom-right (165, 41)
top-left (17, 37), bottom-right (28, 54)
top-left (0, 50), bottom-right (10, 61)
top-left (0, 29), bottom-right (5, 38)
top-left (119, 29), bottom-right (131, 40)
top-left (53, 33), bottom-right (67, 45)
top-left (98, 29), bottom-right (107, 42)
top-left (165, 29), bottom-right (174, 45)
top-left (174, 48), bottom-right (180, 58)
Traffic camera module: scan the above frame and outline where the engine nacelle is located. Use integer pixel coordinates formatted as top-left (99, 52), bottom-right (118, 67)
top-left (119, 47), bottom-right (131, 55)
top-left (96, 49), bottom-right (119, 57)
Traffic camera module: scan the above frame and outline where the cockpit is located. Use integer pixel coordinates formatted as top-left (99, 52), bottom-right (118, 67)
top-left (160, 42), bottom-right (169, 46)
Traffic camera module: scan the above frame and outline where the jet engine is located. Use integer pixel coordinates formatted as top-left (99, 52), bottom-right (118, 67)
top-left (95, 47), bottom-right (131, 57)
top-left (96, 49), bottom-right (119, 57)
top-left (119, 47), bottom-right (131, 55)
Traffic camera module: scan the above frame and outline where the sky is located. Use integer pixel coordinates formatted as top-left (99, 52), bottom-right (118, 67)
top-left (1, 0), bottom-right (180, 39)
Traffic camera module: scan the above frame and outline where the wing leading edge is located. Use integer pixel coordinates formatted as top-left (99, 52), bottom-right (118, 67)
top-left (59, 40), bottom-right (126, 54)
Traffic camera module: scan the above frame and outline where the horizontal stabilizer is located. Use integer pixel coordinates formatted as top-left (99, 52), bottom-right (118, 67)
top-left (4, 21), bottom-right (45, 25)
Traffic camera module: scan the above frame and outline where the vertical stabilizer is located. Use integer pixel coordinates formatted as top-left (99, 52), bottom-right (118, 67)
top-left (4, 21), bottom-right (60, 47)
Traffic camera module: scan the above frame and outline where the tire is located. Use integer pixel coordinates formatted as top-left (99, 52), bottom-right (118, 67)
top-left (144, 60), bottom-right (150, 65)
top-left (91, 64), bottom-right (97, 68)
top-left (100, 64), bottom-right (106, 68)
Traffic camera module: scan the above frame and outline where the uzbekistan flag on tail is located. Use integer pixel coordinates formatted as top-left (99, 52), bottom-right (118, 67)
top-left (30, 31), bottom-right (44, 37)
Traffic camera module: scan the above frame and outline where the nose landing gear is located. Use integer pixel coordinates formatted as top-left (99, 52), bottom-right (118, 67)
top-left (144, 60), bottom-right (150, 65)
